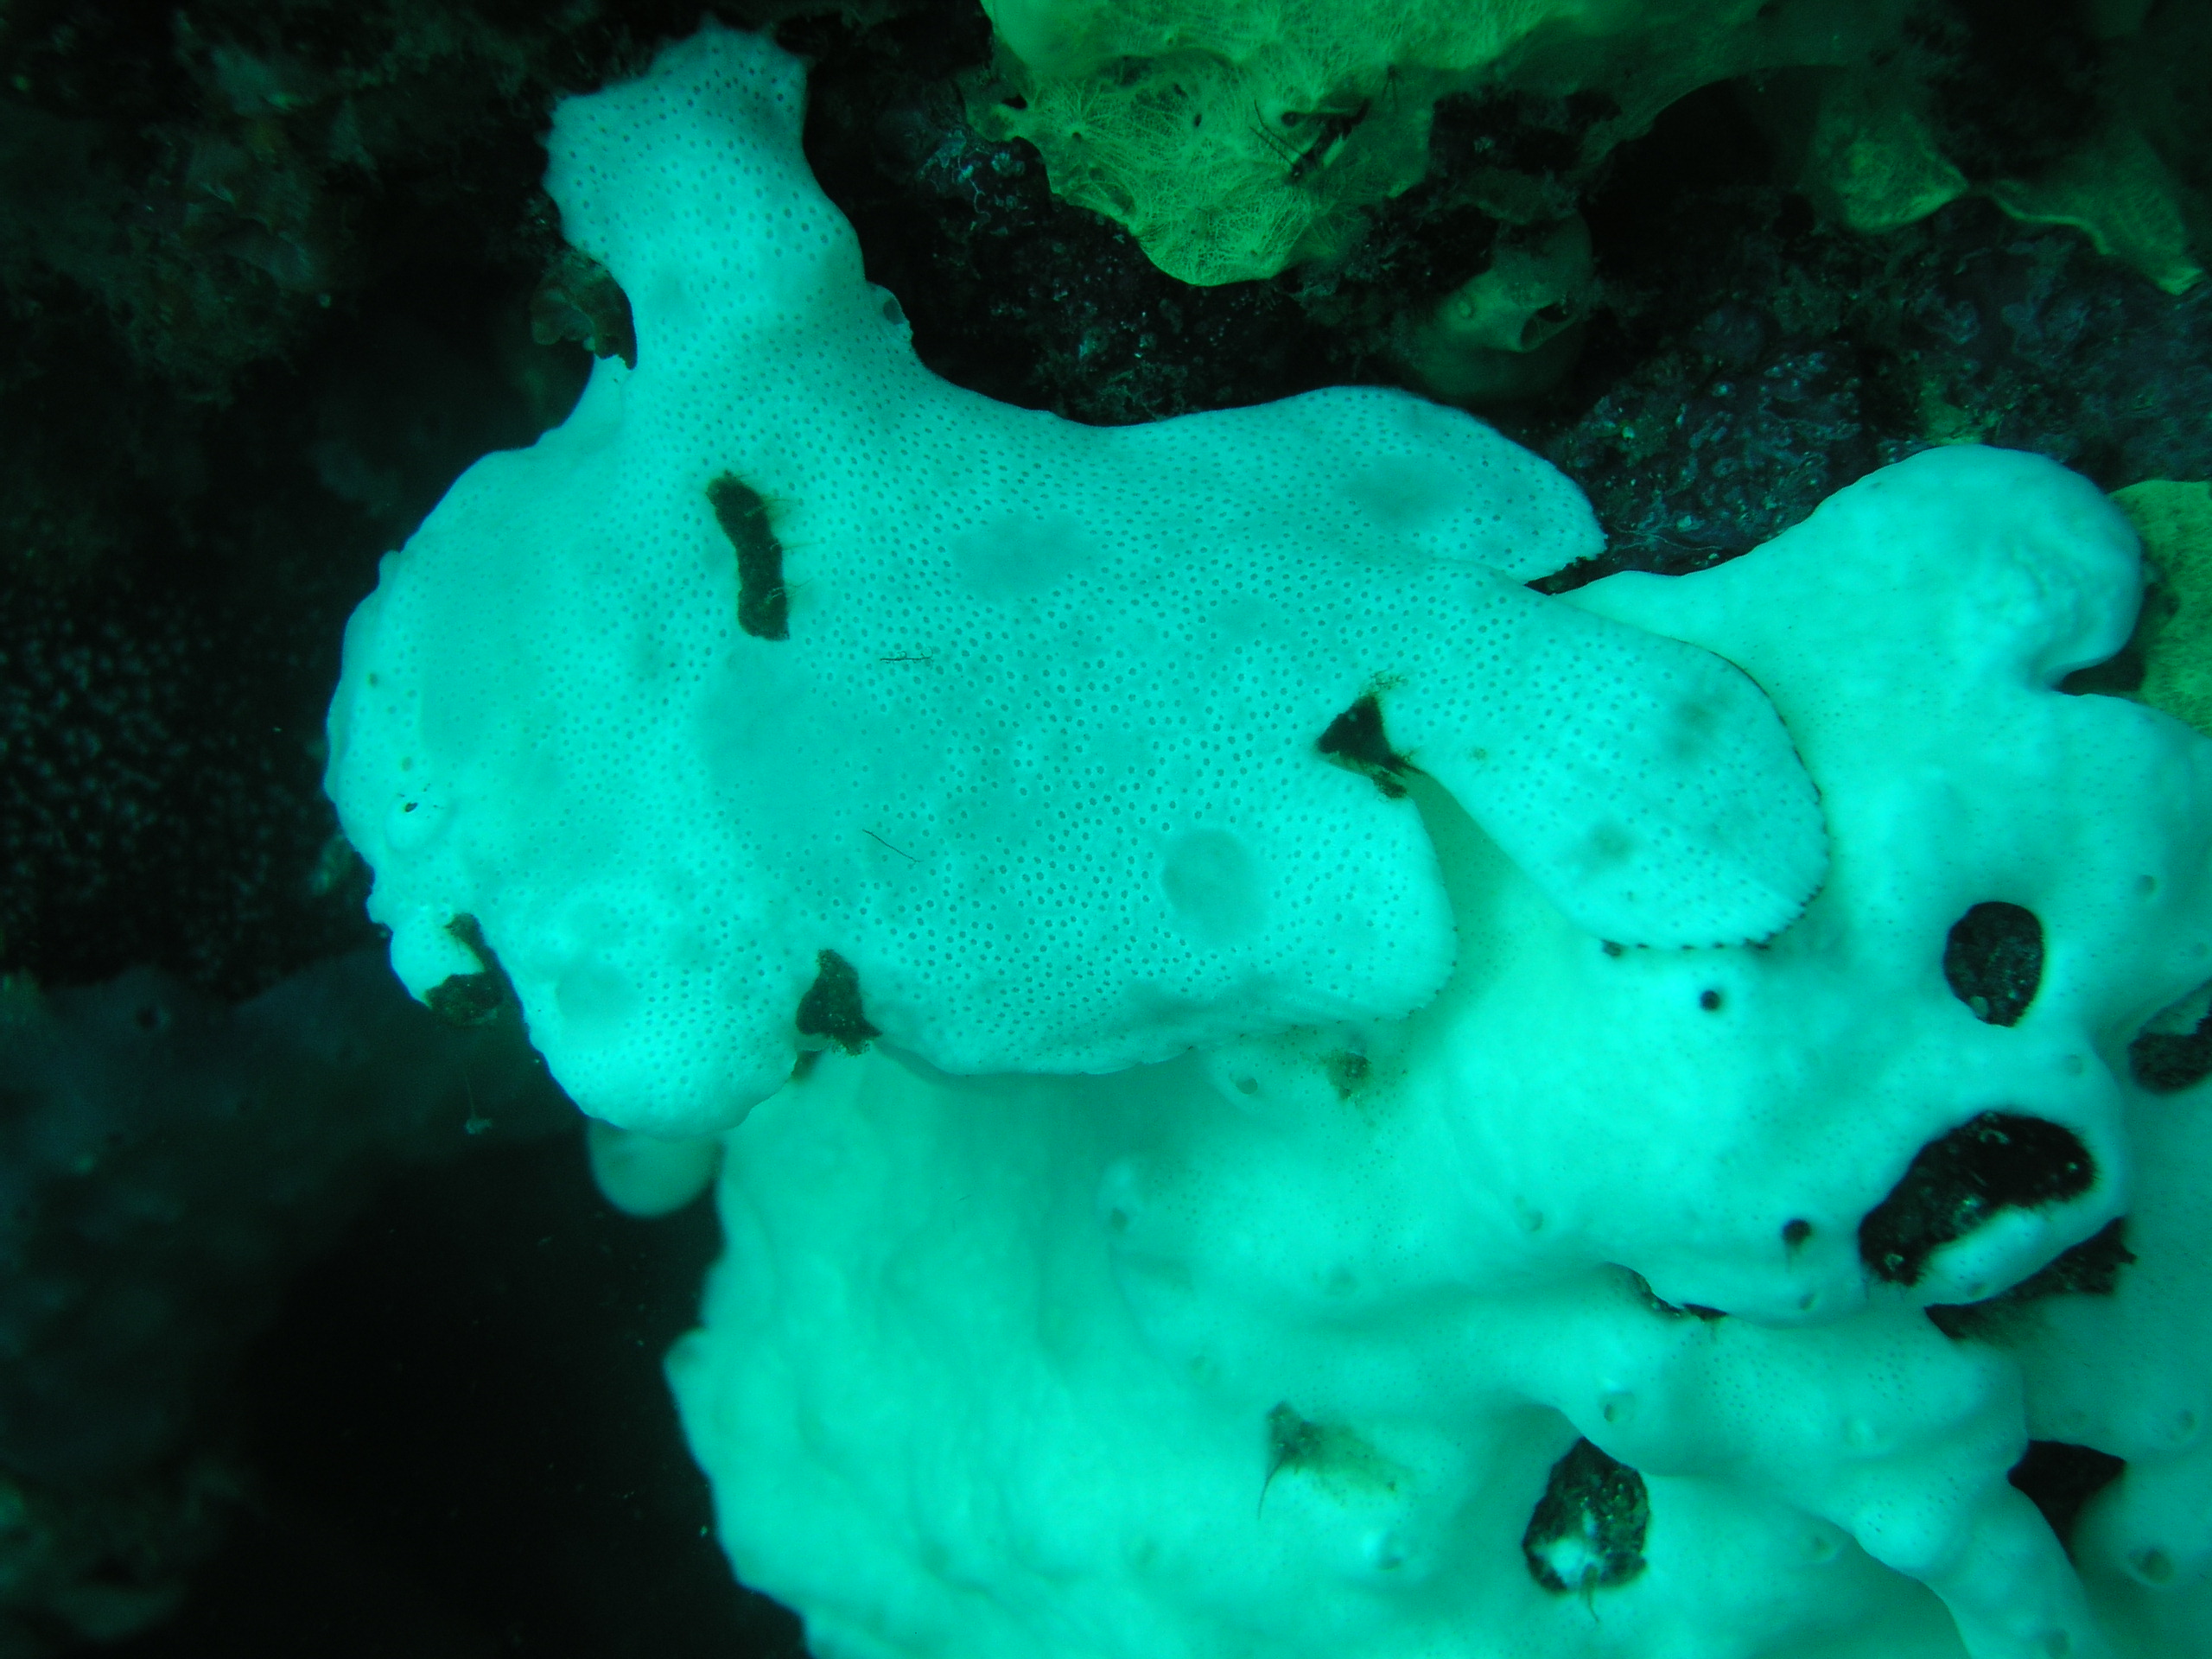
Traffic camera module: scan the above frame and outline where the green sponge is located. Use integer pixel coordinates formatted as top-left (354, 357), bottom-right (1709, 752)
top-left (970, 0), bottom-right (1905, 284)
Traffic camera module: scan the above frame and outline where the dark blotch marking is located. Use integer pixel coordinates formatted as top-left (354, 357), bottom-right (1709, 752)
top-left (1783, 1217), bottom-right (1813, 1249)
top-left (1262, 1402), bottom-right (1325, 1507)
top-left (709, 474), bottom-right (791, 641)
top-left (427, 912), bottom-right (518, 1028)
top-left (1522, 1439), bottom-right (1649, 1595)
top-left (2008, 1440), bottom-right (2125, 1548)
top-left (1859, 1112), bottom-right (2094, 1287)
top-left (1943, 901), bottom-right (2044, 1027)
top-left (1257, 1402), bottom-right (1400, 1516)
top-left (1317, 695), bottom-right (1409, 798)
top-left (1325, 1050), bottom-right (1370, 1096)
top-left (1929, 1217), bottom-right (2136, 1338)
top-left (1698, 988), bottom-right (1723, 1011)
top-left (796, 949), bottom-right (878, 1054)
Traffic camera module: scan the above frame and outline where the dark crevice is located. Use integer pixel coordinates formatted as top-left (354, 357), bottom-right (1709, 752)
top-left (2130, 988), bottom-right (2212, 1095)
top-left (2008, 1440), bottom-right (2125, 1548)
top-left (1859, 1112), bottom-right (2094, 1287)
top-left (1929, 1217), bottom-right (2136, 1338)
top-left (1626, 1270), bottom-right (1727, 1322)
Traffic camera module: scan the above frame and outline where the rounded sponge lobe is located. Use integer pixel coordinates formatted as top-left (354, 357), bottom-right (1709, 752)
top-left (324, 25), bottom-right (1823, 1135)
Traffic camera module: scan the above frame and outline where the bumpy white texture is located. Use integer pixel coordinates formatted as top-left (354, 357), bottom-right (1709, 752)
top-left (669, 448), bottom-right (2212, 1659)
top-left (321, 24), bottom-right (1824, 1136)
top-left (1546, 445), bottom-right (2179, 1323)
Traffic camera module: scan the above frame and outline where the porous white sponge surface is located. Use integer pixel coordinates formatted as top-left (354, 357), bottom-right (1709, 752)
top-left (322, 23), bottom-right (1823, 1137)
top-left (669, 448), bottom-right (2212, 1659)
